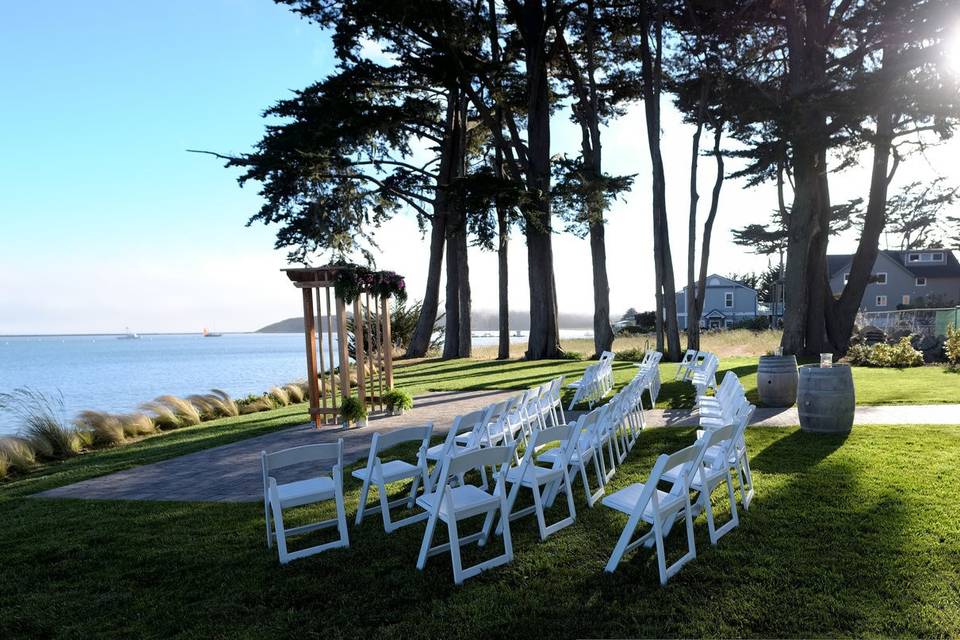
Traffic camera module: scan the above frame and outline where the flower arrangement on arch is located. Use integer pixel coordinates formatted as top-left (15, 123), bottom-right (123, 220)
top-left (332, 264), bottom-right (406, 304)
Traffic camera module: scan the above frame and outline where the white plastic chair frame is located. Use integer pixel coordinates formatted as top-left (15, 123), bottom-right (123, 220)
top-left (675, 349), bottom-right (699, 381)
top-left (602, 440), bottom-right (708, 583)
top-left (353, 424), bottom-right (433, 533)
top-left (416, 445), bottom-right (516, 585)
top-left (262, 439), bottom-right (349, 564)
top-left (427, 405), bottom-right (496, 489)
top-left (499, 423), bottom-right (578, 540)
top-left (537, 408), bottom-right (606, 507)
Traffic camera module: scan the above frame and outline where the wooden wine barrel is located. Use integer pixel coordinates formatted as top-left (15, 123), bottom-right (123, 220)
top-left (757, 355), bottom-right (799, 407)
top-left (797, 364), bottom-right (855, 434)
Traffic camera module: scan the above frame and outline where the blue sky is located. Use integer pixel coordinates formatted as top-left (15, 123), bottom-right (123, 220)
top-left (1, 1), bottom-right (957, 334)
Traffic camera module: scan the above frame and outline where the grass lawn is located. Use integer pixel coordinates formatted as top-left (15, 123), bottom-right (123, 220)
top-left (392, 355), bottom-right (960, 408)
top-left (2, 425), bottom-right (959, 638)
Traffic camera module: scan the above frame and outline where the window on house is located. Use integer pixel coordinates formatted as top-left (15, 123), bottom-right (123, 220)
top-left (876, 295), bottom-right (888, 307)
top-left (843, 273), bottom-right (850, 284)
top-left (909, 253), bottom-right (920, 262)
top-left (724, 292), bottom-right (734, 308)
top-left (933, 252), bottom-right (944, 261)
top-left (875, 272), bottom-right (887, 284)
top-left (902, 295), bottom-right (911, 306)
top-left (724, 319), bottom-right (732, 328)
top-left (916, 277), bottom-right (927, 286)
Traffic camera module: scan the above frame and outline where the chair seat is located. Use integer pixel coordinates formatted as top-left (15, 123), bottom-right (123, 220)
top-left (704, 445), bottom-right (739, 467)
top-left (427, 441), bottom-right (474, 460)
top-left (505, 464), bottom-right (560, 486)
top-left (602, 482), bottom-right (684, 520)
top-left (661, 464), bottom-right (726, 489)
top-left (352, 459), bottom-right (421, 484)
top-left (276, 476), bottom-right (335, 508)
top-left (416, 485), bottom-right (498, 519)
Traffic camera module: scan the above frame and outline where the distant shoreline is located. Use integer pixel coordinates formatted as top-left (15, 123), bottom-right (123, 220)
top-left (0, 332), bottom-right (256, 338)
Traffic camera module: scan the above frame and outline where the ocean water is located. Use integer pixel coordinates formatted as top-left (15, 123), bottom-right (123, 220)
top-left (0, 330), bottom-right (592, 435)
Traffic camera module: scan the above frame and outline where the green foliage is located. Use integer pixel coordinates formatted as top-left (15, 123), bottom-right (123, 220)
top-left (382, 388), bottom-right (413, 412)
top-left (339, 396), bottom-right (367, 423)
top-left (559, 351), bottom-right (584, 361)
top-left (945, 324), bottom-right (960, 369)
top-left (845, 343), bottom-right (872, 366)
top-left (0, 451), bottom-right (7, 479)
top-left (614, 348), bottom-right (645, 362)
top-left (731, 316), bottom-right (771, 331)
top-left (867, 337), bottom-right (924, 368)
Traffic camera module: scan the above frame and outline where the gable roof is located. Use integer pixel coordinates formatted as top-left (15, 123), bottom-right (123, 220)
top-left (678, 274), bottom-right (757, 294)
top-left (827, 249), bottom-right (960, 279)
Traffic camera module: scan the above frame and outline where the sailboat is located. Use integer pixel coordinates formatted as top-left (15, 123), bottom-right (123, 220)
top-left (202, 327), bottom-right (222, 338)
top-left (118, 327), bottom-right (140, 340)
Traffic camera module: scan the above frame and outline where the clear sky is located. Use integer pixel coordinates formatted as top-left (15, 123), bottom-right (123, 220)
top-left (1, 1), bottom-right (957, 334)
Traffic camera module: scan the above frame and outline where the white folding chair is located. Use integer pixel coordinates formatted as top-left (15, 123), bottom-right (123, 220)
top-left (675, 349), bottom-right (698, 381)
top-left (666, 421), bottom-right (743, 545)
top-left (261, 439), bottom-right (349, 564)
top-left (427, 405), bottom-right (495, 487)
top-left (353, 424), bottom-right (433, 533)
top-left (602, 440), bottom-right (708, 583)
top-left (538, 406), bottom-right (607, 506)
top-left (702, 402), bottom-right (756, 510)
top-left (499, 423), bottom-right (578, 540)
top-left (416, 445), bottom-right (516, 585)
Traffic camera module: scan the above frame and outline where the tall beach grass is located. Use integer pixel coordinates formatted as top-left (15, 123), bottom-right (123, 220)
top-left (0, 388), bottom-right (79, 459)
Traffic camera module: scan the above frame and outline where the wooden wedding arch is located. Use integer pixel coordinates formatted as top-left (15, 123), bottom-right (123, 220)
top-left (284, 266), bottom-right (401, 428)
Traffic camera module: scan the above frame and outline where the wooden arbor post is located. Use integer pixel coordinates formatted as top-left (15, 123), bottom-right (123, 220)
top-left (284, 266), bottom-right (398, 429)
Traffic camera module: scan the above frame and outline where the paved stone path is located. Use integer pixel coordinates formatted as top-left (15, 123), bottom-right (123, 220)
top-left (37, 392), bottom-right (960, 504)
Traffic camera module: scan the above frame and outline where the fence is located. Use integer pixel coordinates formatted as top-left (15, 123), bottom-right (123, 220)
top-left (858, 307), bottom-right (960, 339)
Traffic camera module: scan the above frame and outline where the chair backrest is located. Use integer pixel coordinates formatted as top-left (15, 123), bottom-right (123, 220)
top-left (441, 405), bottom-right (496, 451)
top-left (261, 440), bottom-right (344, 500)
top-left (443, 444), bottom-right (516, 480)
top-left (658, 440), bottom-right (709, 499)
top-left (373, 423), bottom-right (433, 453)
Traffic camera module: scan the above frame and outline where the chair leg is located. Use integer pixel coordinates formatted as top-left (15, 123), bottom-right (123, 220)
top-left (654, 519), bottom-right (668, 585)
top-left (447, 516), bottom-right (465, 585)
top-left (264, 498), bottom-right (273, 549)
top-left (355, 478), bottom-right (372, 527)
top-left (270, 497), bottom-right (289, 564)
top-left (335, 485), bottom-right (350, 548)
top-left (378, 480), bottom-right (395, 532)
top-left (416, 512), bottom-right (439, 571)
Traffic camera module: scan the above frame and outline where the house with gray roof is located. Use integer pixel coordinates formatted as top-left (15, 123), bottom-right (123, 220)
top-left (827, 249), bottom-right (960, 311)
top-left (676, 274), bottom-right (759, 330)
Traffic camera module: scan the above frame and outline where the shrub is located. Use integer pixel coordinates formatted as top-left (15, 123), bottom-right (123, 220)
top-left (615, 348), bottom-right (645, 362)
top-left (560, 351), bottom-right (584, 361)
top-left (0, 452), bottom-right (8, 479)
top-left (845, 343), bottom-right (872, 366)
top-left (238, 396), bottom-right (274, 414)
top-left (155, 396), bottom-right (201, 426)
top-left (868, 337), bottom-right (924, 368)
top-left (383, 388), bottom-right (413, 413)
top-left (945, 324), bottom-right (960, 369)
top-left (0, 388), bottom-right (79, 459)
top-left (615, 325), bottom-right (647, 336)
top-left (731, 316), bottom-right (771, 331)
top-left (140, 401), bottom-right (181, 430)
top-left (0, 437), bottom-right (36, 472)
top-left (339, 396), bottom-right (367, 424)
top-left (208, 389), bottom-right (239, 417)
top-left (74, 411), bottom-right (125, 447)
top-left (120, 413), bottom-right (155, 438)
top-left (284, 383), bottom-right (305, 404)
top-left (268, 386), bottom-right (290, 407)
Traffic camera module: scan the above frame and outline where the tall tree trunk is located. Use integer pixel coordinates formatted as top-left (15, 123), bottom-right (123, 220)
top-left (405, 211), bottom-right (445, 357)
top-left (825, 106), bottom-right (896, 353)
top-left (497, 205), bottom-right (510, 358)
top-left (489, 0), bottom-right (511, 360)
top-left (521, 0), bottom-right (562, 360)
top-left (694, 126), bottom-right (725, 332)
top-left (440, 87), bottom-right (469, 360)
top-left (639, 0), bottom-right (681, 360)
top-left (686, 79), bottom-right (711, 351)
top-left (455, 94), bottom-right (472, 358)
top-left (442, 225), bottom-right (461, 359)
top-left (589, 219), bottom-right (614, 355)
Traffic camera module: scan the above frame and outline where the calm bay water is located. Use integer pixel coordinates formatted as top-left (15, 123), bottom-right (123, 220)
top-left (0, 330), bottom-right (592, 435)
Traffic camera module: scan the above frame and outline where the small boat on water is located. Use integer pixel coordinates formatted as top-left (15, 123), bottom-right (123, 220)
top-left (202, 327), bottom-right (222, 338)
top-left (118, 327), bottom-right (140, 340)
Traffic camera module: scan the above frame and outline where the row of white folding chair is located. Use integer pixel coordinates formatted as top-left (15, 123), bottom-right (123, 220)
top-left (699, 389), bottom-right (755, 511)
top-left (689, 352), bottom-right (719, 395)
top-left (697, 370), bottom-right (744, 426)
top-left (602, 403), bottom-right (754, 583)
top-left (567, 359), bottom-right (614, 410)
top-left (634, 350), bottom-right (663, 409)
